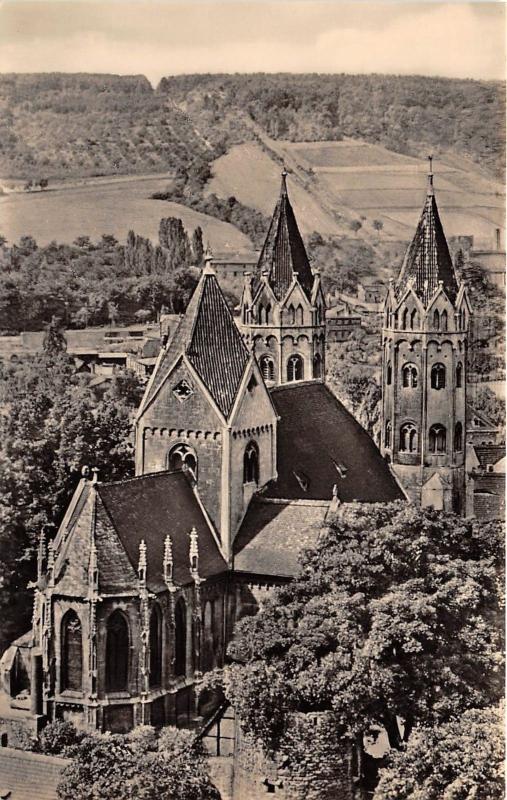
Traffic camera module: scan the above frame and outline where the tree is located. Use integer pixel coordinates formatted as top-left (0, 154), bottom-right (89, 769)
top-left (57, 725), bottom-right (220, 800)
top-left (350, 220), bottom-right (362, 234)
top-left (219, 503), bottom-right (503, 765)
top-left (374, 705), bottom-right (504, 800)
top-left (42, 316), bottom-right (67, 358)
top-left (372, 219), bottom-right (383, 231)
top-left (192, 226), bottom-right (204, 266)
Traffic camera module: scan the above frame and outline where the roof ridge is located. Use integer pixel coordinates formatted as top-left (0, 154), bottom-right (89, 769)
top-left (96, 468), bottom-right (185, 488)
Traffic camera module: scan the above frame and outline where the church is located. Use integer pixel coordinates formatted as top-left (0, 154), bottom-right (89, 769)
top-left (0, 166), bottom-right (471, 741)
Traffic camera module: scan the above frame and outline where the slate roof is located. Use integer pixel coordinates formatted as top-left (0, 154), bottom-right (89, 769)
top-left (234, 498), bottom-right (328, 578)
top-left (473, 444), bottom-right (505, 470)
top-left (97, 471), bottom-right (227, 590)
top-left (255, 171), bottom-right (314, 301)
top-left (265, 383), bottom-right (403, 503)
top-left (395, 173), bottom-right (458, 306)
top-left (139, 268), bottom-right (250, 419)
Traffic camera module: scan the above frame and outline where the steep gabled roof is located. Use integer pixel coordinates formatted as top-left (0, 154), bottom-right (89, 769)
top-left (139, 267), bottom-right (250, 419)
top-left (265, 383), bottom-right (403, 503)
top-left (255, 171), bottom-right (314, 301)
top-left (396, 166), bottom-right (458, 306)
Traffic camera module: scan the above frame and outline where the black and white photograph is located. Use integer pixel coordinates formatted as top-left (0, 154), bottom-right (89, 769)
top-left (0, 1), bottom-right (504, 798)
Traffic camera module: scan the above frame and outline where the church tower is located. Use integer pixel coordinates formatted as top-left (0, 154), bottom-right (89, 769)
top-left (240, 170), bottom-right (326, 386)
top-left (381, 158), bottom-right (472, 513)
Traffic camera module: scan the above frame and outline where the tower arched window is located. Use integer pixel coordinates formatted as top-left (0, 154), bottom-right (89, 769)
top-left (287, 305), bottom-right (296, 325)
top-left (106, 611), bottom-right (129, 693)
top-left (174, 597), bottom-right (187, 678)
top-left (258, 304), bottom-right (265, 324)
top-left (259, 354), bottom-right (275, 383)
top-left (410, 309), bottom-right (419, 329)
top-left (265, 304), bottom-right (272, 324)
top-left (454, 422), bottom-right (463, 452)
top-left (385, 421), bottom-right (392, 448)
top-left (287, 354), bottom-right (304, 382)
top-left (149, 605), bottom-right (162, 688)
top-left (243, 441), bottom-right (259, 484)
top-left (402, 364), bottom-right (418, 388)
top-left (167, 444), bottom-right (197, 480)
top-left (313, 353), bottom-right (323, 379)
top-left (456, 362), bottom-right (463, 388)
top-left (431, 363), bottom-right (446, 390)
top-left (295, 305), bottom-right (304, 325)
top-left (441, 310), bottom-right (448, 331)
top-left (433, 309), bottom-right (440, 330)
top-left (429, 424), bottom-right (446, 453)
top-left (61, 610), bottom-right (82, 692)
top-left (402, 308), bottom-right (408, 330)
top-left (386, 362), bottom-right (392, 385)
top-left (400, 423), bottom-right (418, 453)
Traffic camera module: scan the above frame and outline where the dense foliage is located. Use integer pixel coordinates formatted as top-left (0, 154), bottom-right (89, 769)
top-left (160, 73), bottom-right (505, 177)
top-left (0, 330), bottom-right (141, 652)
top-left (374, 705), bottom-right (504, 800)
top-left (0, 220), bottom-right (200, 332)
top-left (217, 503), bottom-right (503, 783)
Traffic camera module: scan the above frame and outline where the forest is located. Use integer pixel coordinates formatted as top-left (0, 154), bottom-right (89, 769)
top-left (0, 72), bottom-right (504, 181)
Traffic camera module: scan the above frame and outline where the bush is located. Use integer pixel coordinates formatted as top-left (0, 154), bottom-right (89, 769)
top-left (37, 720), bottom-right (86, 756)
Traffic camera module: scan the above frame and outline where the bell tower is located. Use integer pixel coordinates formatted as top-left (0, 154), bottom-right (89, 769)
top-left (240, 170), bottom-right (326, 386)
top-left (381, 158), bottom-right (472, 514)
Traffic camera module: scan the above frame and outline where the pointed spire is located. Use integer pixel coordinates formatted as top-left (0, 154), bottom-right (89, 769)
top-left (138, 539), bottom-right (147, 585)
top-left (426, 154), bottom-right (434, 197)
top-left (163, 534), bottom-right (174, 587)
top-left (280, 166), bottom-right (288, 197)
top-left (189, 527), bottom-right (199, 578)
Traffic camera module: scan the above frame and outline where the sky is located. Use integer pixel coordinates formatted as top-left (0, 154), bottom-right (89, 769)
top-left (0, 1), bottom-right (504, 85)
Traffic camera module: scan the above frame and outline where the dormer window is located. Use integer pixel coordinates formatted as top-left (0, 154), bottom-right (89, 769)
top-left (168, 444), bottom-right (197, 480)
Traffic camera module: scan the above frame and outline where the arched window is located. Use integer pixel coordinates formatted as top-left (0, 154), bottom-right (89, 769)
top-left (287, 354), bottom-right (304, 382)
top-left (106, 611), bottom-right (129, 693)
top-left (454, 422), bottom-right (463, 452)
top-left (149, 605), bottom-right (162, 688)
top-left (265, 304), bottom-right (272, 324)
top-left (431, 363), bottom-right (446, 390)
top-left (456, 362), bottom-right (463, 388)
top-left (259, 354), bottom-right (275, 383)
top-left (386, 362), bottom-right (392, 385)
top-left (441, 309), bottom-right (448, 331)
top-left (429, 424), bottom-right (446, 454)
top-left (433, 309), bottom-right (440, 330)
top-left (295, 305), bottom-right (304, 325)
top-left (258, 304), bottom-right (265, 324)
top-left (313, 353), bottom-right (322, 379)
top-left (168, 444), bottom-right (197, 480)
top-left (410, 309), bottom-right (419, 329)
top-left (201, 601), bottom-right (214, 673)
top-left (402, 364), bottom-right (418, 388)
top-left (394, 312), bottom-right (399, 329)
top-left (174, 597), bottom-right (187, 678)
top-left (61, 610), bottom-right (82, 692)
top-left (385, 421), bottom-right (392, 448)
top-left (402, 308), bottom-right (408, 330)
top-left (287, 305), bottom-right (295, 325)
top-left (400, 423), bottom-right (418, 453)
top-left (243, 441), bottom-right (259, 484)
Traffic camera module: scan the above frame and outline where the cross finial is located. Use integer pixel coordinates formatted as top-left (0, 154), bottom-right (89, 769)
top-left (427, 154), bottom-right (434, 196)
top-left (203, 244), bottom-right (215, 275)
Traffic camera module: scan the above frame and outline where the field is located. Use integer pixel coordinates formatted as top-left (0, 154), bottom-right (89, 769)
top-left (0, 176), bottom-right (252, 250)
top-left (207, 139), bottom-right (505, 247)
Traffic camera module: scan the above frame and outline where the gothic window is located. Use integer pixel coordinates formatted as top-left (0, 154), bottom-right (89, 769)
top-left (174, 597), bottom-right (187, 678)
top-left (456, 362), bottom-right (463, 388)
top-left (265, 304), bottom-right (272, 324)
top-left (167, 444), bottom-right (197, 480)
top-left (295, 305), bottom-right (304, 325)
top-left (410, 309), bottom-right (419, 329)
top-left (259, 354), bottom-right (275, 383)
top-left (258, 304), bottom-right (265, 324)
top-left (287, 305), bottom-right (296, 325)
top-left (400, 423), bottom-right (418, 453)
top-left (386, 362), bottom-right (392, 385)
top-left (313, 353), bottom-right (322, 379)
top-left (402, 364), bottom-right (418, 388)
top-left (243, 441), bottom-right (259, 484)
top-left (385, 421), bottom-right (392, 448)
top-left (431, 363), bottom-right (446, 390)
top-left (402, 308), bottom-right (408, 330)
top-left (287, 354), bottom-right (304, 382)
top-left (429, 424), bottom-right (447, 453)
top-left (433, 309), bottom-right (440, 330)
top-left (106, 611), bottom-right (129, 693)
top-left (149, 605), bottom-right (162, 688)
top-left (201, 601), bottom-right (214, 673)
top-left (454, 422), bottom-right (463, 452)
top-left (61, 610), bottom-right (82, 692)
top-left (441, 310), bottom-right (448, 331)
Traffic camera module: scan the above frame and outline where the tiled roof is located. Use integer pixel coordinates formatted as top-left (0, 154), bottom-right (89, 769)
top-left (0, 748), bottom-right (70, 800)
top-left (265, 383), bottom-right (403, 503)
top-left (473, 444), bottom-right (505, 469)
top-left (139, 270), bottom-right (249, 419)
top-left (234, 498), bottom-right (328, 578)
top-left (473, 474), bottom-right (505, 520)
top-left (97, 471), bottom-right (227, 590)
top-left (255, 172), bottom-right (314, 301)
top-left (396, 177), bottom-right (458, 306)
